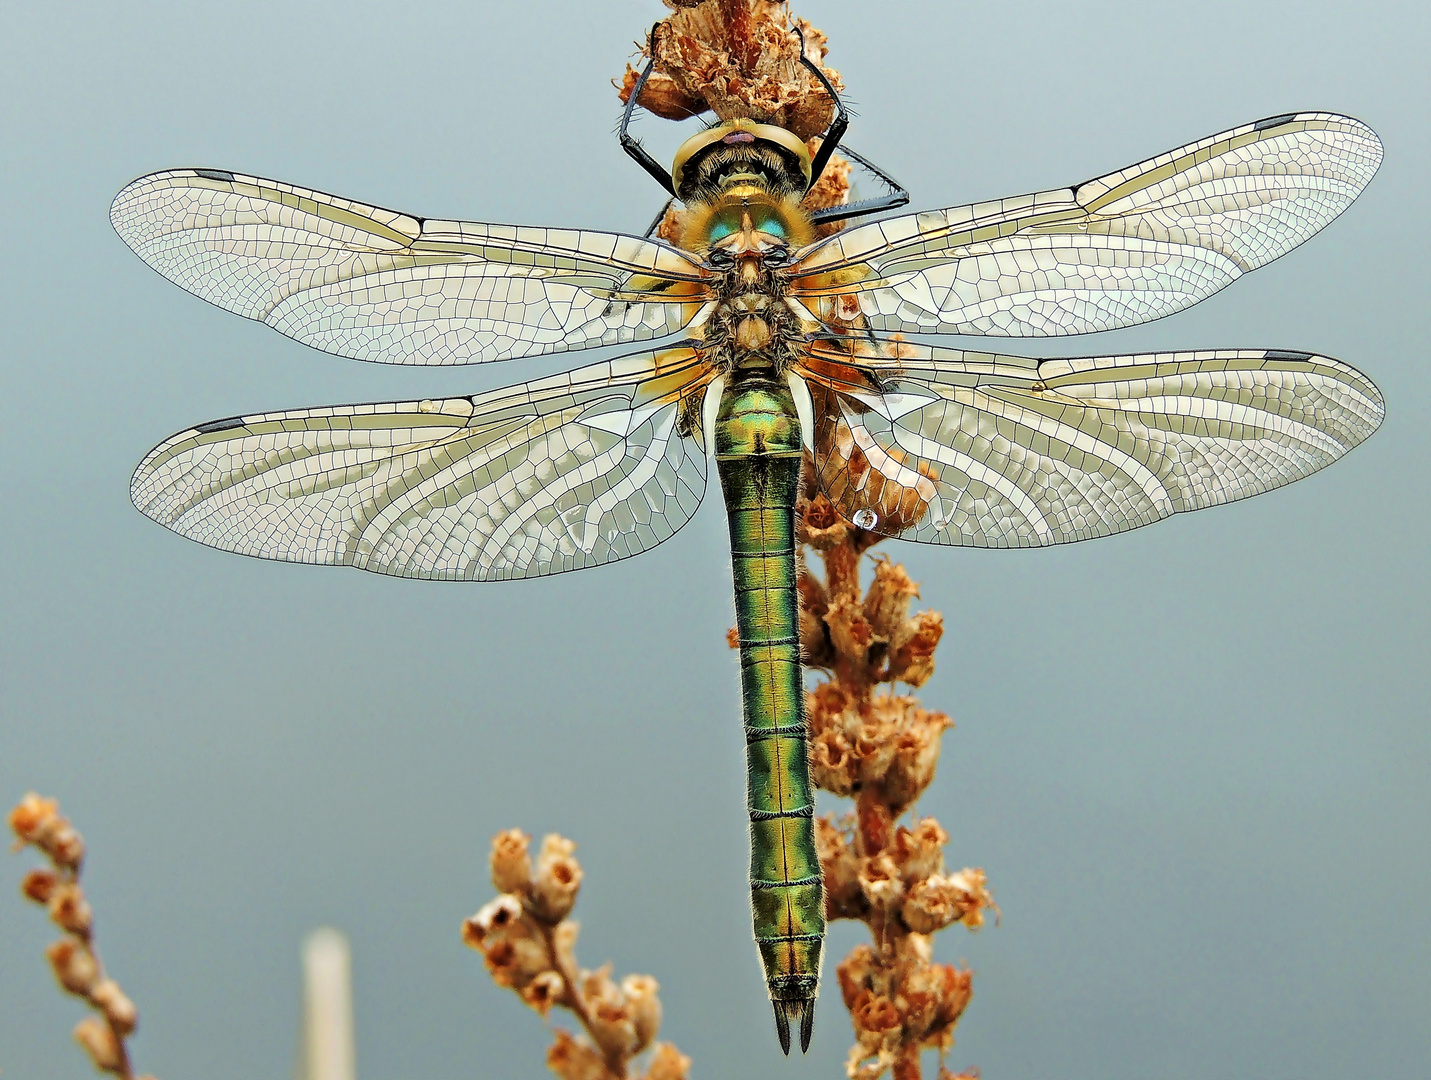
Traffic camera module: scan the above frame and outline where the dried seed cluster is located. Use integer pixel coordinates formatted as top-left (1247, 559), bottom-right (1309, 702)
top-left (823, 817), bottom-right (990, 1080)
top-left (620, 0), bottom-right (841, 138)
top-left (9, 793), bottom-right (153, 1080)
top-left (463, 830), bottom-right (690, 1080)
top-left (795, 466), bottom-right (995, 1080)
top-left (800, 496), bottom-right (948, 809)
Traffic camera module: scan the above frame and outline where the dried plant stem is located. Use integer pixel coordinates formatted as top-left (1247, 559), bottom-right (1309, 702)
top-left (538, 916), bottom-right (626, 1076)
top-left (9, 793), bottom-right (154, 1080)
top-left (796, 470), bottom-right (994, 1080)
top-left (464, 830), bottom-right (690, 1080)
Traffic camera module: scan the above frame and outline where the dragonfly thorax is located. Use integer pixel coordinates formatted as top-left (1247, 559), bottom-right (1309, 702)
top-left (697, 204), bottom-right (811, 373)
top-left (672, 124), bottom-right (816, 366)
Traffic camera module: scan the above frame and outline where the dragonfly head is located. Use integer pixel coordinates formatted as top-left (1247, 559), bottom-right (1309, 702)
top-left (687, 185), bottom-right (812, 275)
top-left (672, 118), bottom-right (811, 205)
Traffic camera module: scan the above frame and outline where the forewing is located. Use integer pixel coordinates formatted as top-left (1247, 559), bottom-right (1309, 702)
top-left (801, 341), bottom-right (1383, 547)
top-left (111, 169), bottom-right (709, 366)
top-left (131, 348), bottom-right (713, 580)
top-left (792, 113), bottom-right (1381, 336)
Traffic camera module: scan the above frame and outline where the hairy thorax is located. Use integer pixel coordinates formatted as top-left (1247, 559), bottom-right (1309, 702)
top-left (688, 190), bottom-right (814, 376)
top-left (708, 262), bottom-right (804, 370)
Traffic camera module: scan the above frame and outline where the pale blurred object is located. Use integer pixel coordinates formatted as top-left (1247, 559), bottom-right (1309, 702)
top-left (299, 928), bottom-right (356, 1080)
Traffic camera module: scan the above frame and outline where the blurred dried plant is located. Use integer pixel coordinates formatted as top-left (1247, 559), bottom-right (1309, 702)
top-left (463, 830), bottom-right (691, 1080)
top-left (9, 793), bottom-right (154, 1080)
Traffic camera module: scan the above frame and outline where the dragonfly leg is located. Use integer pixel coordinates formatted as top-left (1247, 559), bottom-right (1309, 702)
top-left (618, 24), bottom-right (678, 196)
top-left (809, 145), bottom-right (911, 225)
top-left (792, 26), bottom-right (849, 191)
top-left (792, 30), bottom-right (910, 223)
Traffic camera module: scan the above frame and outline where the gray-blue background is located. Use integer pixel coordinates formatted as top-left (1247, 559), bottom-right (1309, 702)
top-left (3, 3), bottom-right (1427, 1077)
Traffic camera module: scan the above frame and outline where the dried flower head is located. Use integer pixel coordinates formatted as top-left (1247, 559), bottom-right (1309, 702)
top-left (466, 829), bottom-right (684, 1080)
top-left (48, 937), bottom-right (102, 995)
top-left (74, 1015), bottom-right (126, 1074)
top-left (522, 970), bottom-right (568, 1016)
top-left (532, 833), bottom-right (584, 923)
top-left (547, 1028), bottom-right (620, 1080)
top-left (491, 827), bottom-right (534, 895)
top-left (464, 894), bottom-right (554, 991)
top-left (49, 881), bottom-right (95, 936)
top-left (903, 872), bottom-right (995, 936)
top-left (22, 866), bottom-right (60, 904)
top-left (91, 978), bottom-right (139, 1037)
top-left (621, 0), bottom-right (841, 138)
top-left (622, 974), bottom-right (663, 1054)
top-left (642, 1041), bottom-right (693, 1080)
top-left (10, 791), bottom-right (85, 870)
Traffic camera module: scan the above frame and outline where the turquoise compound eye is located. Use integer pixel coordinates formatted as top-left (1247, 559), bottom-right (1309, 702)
top-left (759, 217), bottom-right (786, 238)
top-left (708, 221), bottom-right (735, 242)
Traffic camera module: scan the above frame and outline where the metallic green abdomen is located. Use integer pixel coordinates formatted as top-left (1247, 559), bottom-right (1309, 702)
top-left (714, 377), bottom-right (822, 1054)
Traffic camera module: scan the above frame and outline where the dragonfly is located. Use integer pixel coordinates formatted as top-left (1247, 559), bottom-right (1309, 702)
top-left (112, 37), bottom-right (1383, 1053)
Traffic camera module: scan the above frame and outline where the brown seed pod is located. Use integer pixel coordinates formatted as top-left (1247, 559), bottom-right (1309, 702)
top-left (490, 828), bottom-right (534, 896)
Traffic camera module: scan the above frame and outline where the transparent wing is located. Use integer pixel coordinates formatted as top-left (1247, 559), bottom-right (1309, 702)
top-left (111, 169), bottom-right (710, 366)
top-left (801, 340), bottom-right (1383, 547)
top-left (131, 347), bottom-right (714, 580)
top-left (791, 113), bottom-right (1381, 337)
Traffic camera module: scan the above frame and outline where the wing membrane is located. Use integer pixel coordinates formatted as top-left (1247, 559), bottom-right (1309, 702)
top-left (792, 113), bottom-right (1381, 337)
top-left (131, 348), bottom-right (713, 579)
top-left (111, 169), bottom-right (709, 366)
top-left (802, 340), bottom-right (1383, 547)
